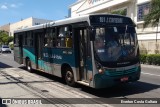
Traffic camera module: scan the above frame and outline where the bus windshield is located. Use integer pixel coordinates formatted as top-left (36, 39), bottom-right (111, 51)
top-left (94, 26), bottom-right (138, 63)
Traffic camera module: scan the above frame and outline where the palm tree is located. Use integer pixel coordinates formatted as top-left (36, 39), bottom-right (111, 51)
top-left (144, 0), bottom-right (160, 28)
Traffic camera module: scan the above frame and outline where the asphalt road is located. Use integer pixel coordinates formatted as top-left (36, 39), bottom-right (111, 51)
top-left (0, 53), bottom-right (160, 107)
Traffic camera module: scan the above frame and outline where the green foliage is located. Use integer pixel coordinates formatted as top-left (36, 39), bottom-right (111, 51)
top-left (111, 9), bottom-right (127, 16)
top-left (0, 30), bottom-right (13, 45)
top-left (8, 36), bottom-right (14, 44)
top-left (140, 54), bottom-right (147, 64)
top-left (9, 44), bottom-right (14, 50)
top-left (146, 54), bottom-right (154, 64)
top-left (140, 54), bottom-right (160, 65)
top-left (144, 0), bottom-right (160, 28)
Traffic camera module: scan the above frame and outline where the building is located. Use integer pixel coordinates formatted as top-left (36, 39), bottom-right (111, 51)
top-left (9, 17), bottom-right (52, 36)
top-left (0, 23), bottom-right (10, 33)
top-left (69, 0), bottom-right (160, 54)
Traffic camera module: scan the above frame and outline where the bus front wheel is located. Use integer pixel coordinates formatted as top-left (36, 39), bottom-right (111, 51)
top-left (26, 59), bottom-right (32, 72)
top-left (65, 68), bottom-right (76, 86)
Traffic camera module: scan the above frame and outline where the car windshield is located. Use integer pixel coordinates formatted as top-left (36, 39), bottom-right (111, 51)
top-left (94, 26), bottom-right (138, 62)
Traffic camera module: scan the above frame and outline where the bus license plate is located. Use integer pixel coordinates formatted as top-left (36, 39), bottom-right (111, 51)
top-left (121, 77), bottom-right (128, 82)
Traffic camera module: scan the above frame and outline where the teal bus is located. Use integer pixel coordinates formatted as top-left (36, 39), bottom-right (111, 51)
top-left (14, 14), bottom-right (141, 88)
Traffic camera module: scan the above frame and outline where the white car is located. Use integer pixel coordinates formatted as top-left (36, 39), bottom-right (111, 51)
top-left (0, 45), bottom-right (12, 53)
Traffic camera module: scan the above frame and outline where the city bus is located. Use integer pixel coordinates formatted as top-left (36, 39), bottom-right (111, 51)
top-left (14, 14), bottom-right (141, 88)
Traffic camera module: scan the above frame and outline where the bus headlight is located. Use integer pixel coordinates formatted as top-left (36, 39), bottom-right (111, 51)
top-left (98, 68), bottom-right (104, 74)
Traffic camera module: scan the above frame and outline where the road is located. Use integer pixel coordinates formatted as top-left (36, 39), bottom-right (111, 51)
top-left (0, 53), bottom-right (160, 107)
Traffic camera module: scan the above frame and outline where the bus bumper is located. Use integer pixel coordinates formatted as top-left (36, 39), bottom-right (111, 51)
top-left (93, 69), bottom-right (141, 89)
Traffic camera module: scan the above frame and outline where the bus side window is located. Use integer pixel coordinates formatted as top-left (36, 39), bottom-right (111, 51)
top-left (57, 26), bottom-right (72, 48)
top-left (44, 34), bottom-right (48, 47)
top-left (57, 27), bottom-right (64, 47)
top-left (65, 36), bottom-right (72, 48)
top-left (51, 28), bottom-right (56, 47)
top-left (65, 27), bottom-right (72, 48)
top-left (44, 28), bottom-right (56, 47)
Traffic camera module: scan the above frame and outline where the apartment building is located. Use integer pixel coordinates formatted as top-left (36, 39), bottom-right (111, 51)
top-left (69, 0), bottom-right (160, 54)
top-left (9, 17), bottom-right (52, 36)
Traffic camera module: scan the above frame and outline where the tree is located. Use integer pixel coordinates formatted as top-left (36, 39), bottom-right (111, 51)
top-left (111, 9), bottom-right (127, 16)
top-left (8, 36), bottom-right (14, 44)
top-left (144, 0), bottom-right (160, 28)
top-left (0, 30), bottom-right (13, 45)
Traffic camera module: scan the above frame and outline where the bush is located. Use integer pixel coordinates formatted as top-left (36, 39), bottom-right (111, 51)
top-left (153, 54), bottom-right (160, 65)
top-left (140, 54), bottom-right (160, 65)
top-left (9, 44), bottom-right (14, 50)
top-left (146, 54), bottom-right (154, 65)
top-left (140, 54), bottom-right (147, 64)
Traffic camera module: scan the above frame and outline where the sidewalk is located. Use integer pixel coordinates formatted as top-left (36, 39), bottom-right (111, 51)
top-left (141, 64), bottom-right (160, 69)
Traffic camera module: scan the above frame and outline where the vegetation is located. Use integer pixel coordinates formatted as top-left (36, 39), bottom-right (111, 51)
top-left (140, 54), bottom-right (160, 65)
top-left (0, 30), bottom-right (13, 46)
top-left (144, 0), bottom-right (160, 27)
top-left (111, 9), bottom-right (127, 16)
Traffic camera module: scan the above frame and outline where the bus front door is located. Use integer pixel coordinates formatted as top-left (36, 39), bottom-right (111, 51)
top-left (35, 33), bottom-right (44, 70)
top-left (14, 34), bottom-right (23, 64)
top-left (19, 35), bottom-right (23, 64)
top-left (75, 28), bottom-right (90, 82)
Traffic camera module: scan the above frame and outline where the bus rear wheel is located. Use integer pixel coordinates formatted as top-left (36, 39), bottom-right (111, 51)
top-left (26, 59), bottom-right (32, 72)
top-left (65, 68), bottom-right (76, 86)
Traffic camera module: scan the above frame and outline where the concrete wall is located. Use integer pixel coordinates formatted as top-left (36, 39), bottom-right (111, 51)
top-left (70, 0), bottom-right (133, 17)
top-left (10, 17), bottom-right (33, 36)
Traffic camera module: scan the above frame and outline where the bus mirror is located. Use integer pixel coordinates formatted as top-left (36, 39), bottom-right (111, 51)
top-left (90, 28), bottom-right (95, 41)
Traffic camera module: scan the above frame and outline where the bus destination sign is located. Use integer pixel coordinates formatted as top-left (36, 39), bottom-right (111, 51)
top-left (90, 15), bottom-right (133, 25)
top-left (99, 17), bottom-right (123, 23)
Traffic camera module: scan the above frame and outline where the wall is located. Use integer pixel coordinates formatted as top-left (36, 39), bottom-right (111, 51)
top-left (70, 0), bottom-right (133, 17)
top-left (10, 17), bottom-right (33, 36)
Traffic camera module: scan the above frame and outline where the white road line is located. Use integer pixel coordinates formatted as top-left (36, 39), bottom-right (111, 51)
top-left (141, 72), bottom-right (160, 77)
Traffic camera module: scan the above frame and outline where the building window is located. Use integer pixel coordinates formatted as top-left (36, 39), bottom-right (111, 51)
top-left (137, 2), bottom-right (150, 22)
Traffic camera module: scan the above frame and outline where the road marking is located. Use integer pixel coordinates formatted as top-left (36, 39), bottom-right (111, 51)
top-left (141, 72), bottom-right (160, 77)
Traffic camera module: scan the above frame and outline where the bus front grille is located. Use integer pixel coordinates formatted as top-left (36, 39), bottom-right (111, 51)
top-left (107, 68), bottom-right (137, 76)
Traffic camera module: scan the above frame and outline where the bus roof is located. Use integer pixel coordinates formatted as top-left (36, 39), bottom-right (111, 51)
top-left (14, 14), bottom-right (90, 33)
top-left (14, 14), bottom-right (134, 33)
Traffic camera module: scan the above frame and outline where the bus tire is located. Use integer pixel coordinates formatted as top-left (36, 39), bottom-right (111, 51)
top-left (65, 68), bottom-right (76, 87)
top-left (26, 59), bottom-right (32, 72)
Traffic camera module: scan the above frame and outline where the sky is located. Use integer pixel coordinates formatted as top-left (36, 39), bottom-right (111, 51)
top-left (0, 0), bottom-right (77, 26)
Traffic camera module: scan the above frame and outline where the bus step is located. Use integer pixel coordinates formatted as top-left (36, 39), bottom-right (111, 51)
top-left (77, 81), bottom-right (89, 86)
